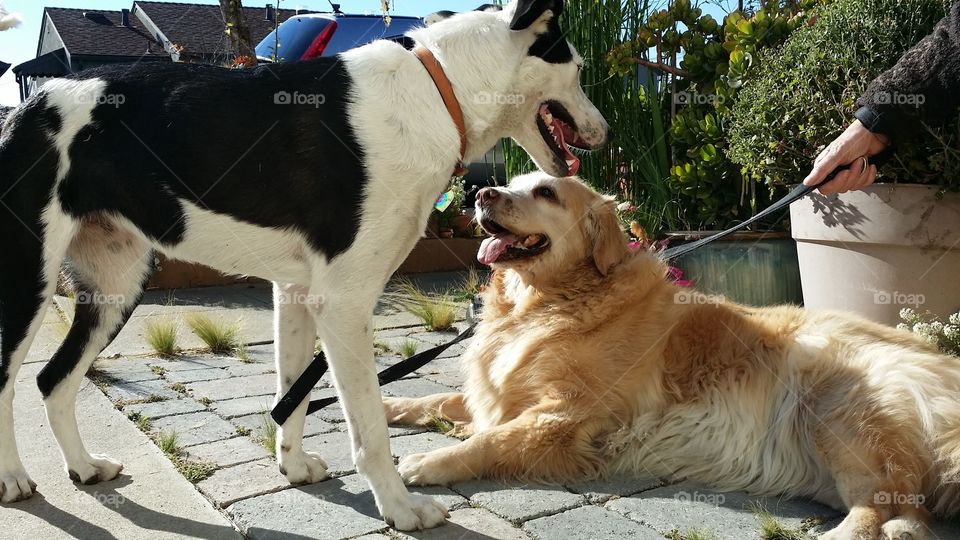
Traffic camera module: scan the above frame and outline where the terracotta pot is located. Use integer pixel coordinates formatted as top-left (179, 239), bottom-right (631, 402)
top-left (667, 231), bottom-right (802, 307)
top-left (452, 212), bottom-right (476, 238)
top-left (790, 184), bottom-right (960, 325)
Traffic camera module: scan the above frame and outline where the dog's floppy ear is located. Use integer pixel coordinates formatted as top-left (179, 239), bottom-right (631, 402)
top-left (509, 0), bottom-right (564, 31)
top-left (587, 196), bottom-right (627, 276)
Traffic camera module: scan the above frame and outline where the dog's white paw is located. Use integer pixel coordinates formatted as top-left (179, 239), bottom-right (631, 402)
top-left (279, 450), bottom-right (328, 485)
top-left (880, 517), bottom-right (929, 540)
top-left (67, 454), bottom-right (123, 485)
top-left (380, 492), bottom-right (448, 531)
top-left (0, 466), bottom-right (37, 503)
top-left (398, 452), bottom-right (444, 486)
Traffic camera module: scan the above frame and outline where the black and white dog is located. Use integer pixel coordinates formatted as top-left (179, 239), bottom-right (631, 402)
top-left (0, 0), bottom-right (607, 529)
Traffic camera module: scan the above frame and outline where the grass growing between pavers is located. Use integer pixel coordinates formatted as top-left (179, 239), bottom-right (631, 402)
top-left (426, 414), bottom-right (455, 435)
top-left (186, 313), bottom-right (242, 354)
top-left (398, 339), bottom-right (419, 359)
top-left (150, 428), bottom-right (217, 483)
top-left (757, 510), bottom-right (822, 540)
top-left (145, 318), bottom-right (179, 357)
top-left (258, 412), bottom-right (278, 455)
top-left (666, 529), bottom-right (718, 540)
top-left (393, 279), bottom-right (458, 332)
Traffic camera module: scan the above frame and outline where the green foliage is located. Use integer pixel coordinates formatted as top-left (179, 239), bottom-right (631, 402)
top-left (727, 0), bottom-right (959, 190)
top-left (611, 0), bottom-right (821, 229)
top-left (259, 412), bottom-right (278, 455)
top-left (434, 178), bottom-right (466, 228)
top-left (504, 0), bottom-right (676, 233)
top-left (157, 430), bottom-right (180, 455)
top-left (398, 339), bottom-right (419, 359)
top-left (186, 313), bottom-right (241, 354)
top-left (145, 318), bottom-right (179, 357)
top-left (900, 309), bottom-right (960, 356)
top-left (393, 279), bottom-right (457, 332)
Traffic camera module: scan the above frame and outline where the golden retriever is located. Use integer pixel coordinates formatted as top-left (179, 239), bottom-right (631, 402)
top-left (384, 172), bottom-right (960, 540)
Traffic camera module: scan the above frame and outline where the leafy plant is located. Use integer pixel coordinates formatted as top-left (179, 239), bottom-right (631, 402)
top-left (434, 178), bottom-right (466, 229)
top-left (610, 0), bottom-right (821, 229)
top-left (145, 318), bottom-right (179, 357)
top-left (503, 0), bottom-right (676, 234)
top-left (727, 0), bottom-right (959, 191)
top-left (450, 267), bottom-right (484, 302)
top-left (175, 459), bottom-right (216, 484)
top-left (186, 313), bottom-right (241, 354)
top-left (899, 309), bottom-right (960, 356)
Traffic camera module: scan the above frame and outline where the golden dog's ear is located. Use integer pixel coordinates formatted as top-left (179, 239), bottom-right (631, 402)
top-left (587, 196), bottom-right (627, 276)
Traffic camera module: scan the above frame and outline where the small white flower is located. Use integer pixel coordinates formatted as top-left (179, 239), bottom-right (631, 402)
top-left (950, 312), bottom-right (960, 326)
top-left (616, 201), bottom-right (633, 212)
top-left (944, 325), bottom-right (960, 339)
top-left (899, 308), bottom-right (915, 320)
top-left (896, 323), bottom-right (910, 332)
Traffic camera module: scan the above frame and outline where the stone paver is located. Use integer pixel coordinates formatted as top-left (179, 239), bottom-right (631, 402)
top-left (567, 473), bottom-right (662, 504)
top-left (454, 480), bottom-right (585, 523)
top-left (605, 482), bottom-right (842, 539)
top-left (197, 458), bottom-right (291, 508)
top-left (150, 411), bottom-right (239, 447)
top-left (187, 373), bottom-right (277, 401)
top-left (125, 396), bottom-right (207, 419)
top-left (382, 377), bottom-right (458, 398)
top-left (401, 508), bottom-right (531, 540)
top-left (102, 378), bottom-right (182, 403)
top-left (523, 504), bottom-right (662, 540)
top-left (187, 436), bottom-right (271, 468)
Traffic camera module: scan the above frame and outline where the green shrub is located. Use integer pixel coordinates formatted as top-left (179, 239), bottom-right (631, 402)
top-left (504, 0), bottom-right (676, 233)
top-left (610, 0), bottom-right (821, 229)
top-left (727, 0), bottom-right (959, 190)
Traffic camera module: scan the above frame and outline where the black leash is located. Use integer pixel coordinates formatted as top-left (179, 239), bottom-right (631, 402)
top-left (663, 150), bottom-right (893, 260)
top-left (272, 154), bottom-right (892, 425)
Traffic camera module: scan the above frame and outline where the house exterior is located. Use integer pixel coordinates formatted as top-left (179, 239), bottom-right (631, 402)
top-left (13, 2), bottom-right (307, 101)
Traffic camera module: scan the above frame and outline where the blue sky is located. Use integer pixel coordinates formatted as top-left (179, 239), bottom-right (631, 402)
top-left (0, 0), bottom-right (482, 105)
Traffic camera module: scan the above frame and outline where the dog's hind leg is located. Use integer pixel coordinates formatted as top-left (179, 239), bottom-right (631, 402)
top-left (0, 205), bottom-right (77, 502)
top-left (36, 216), bottom-right (151, 485)
top-left (312, 288), bottom-right (448, 531)
top-left (272, 282), bottom-right (328, 484)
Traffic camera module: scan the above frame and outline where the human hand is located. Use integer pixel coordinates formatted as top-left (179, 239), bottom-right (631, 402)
top-left (803, 120), bottom-right (890, 194)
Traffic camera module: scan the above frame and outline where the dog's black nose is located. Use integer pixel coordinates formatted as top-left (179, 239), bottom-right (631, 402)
top-left (477, 187), bottom-right (499, 206)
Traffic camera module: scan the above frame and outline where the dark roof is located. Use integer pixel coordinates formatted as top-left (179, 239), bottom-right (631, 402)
top-left (0, 60), bottom-right (9, 78)
top-left (13, 48), bottom-right (70, 78)
top-left (133, 1), bottom-right (316, 56)
top-left (44, 7), bottom-right (167, 57)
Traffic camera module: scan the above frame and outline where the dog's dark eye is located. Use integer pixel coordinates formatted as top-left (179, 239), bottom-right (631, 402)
top-left (535, 186), bottom-right (557, 200)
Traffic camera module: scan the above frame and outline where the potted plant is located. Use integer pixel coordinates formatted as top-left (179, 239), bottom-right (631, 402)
top-left (727, 0), bottom-right (960, 325)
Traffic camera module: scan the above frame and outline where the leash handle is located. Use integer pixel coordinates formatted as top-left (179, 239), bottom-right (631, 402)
top-left (663, 149), bottom-right (894, 261)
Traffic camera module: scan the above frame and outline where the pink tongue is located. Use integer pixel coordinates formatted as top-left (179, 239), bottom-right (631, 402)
top-left (551, 117), bottom-right (579, 176)
top-left (478, 233), bottom-right (518, 265)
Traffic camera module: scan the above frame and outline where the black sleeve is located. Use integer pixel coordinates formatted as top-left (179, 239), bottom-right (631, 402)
top-left (854, 2), bottom-right (960, 143)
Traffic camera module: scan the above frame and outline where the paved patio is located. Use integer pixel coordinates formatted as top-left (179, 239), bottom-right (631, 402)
top-left (8, 275), bottom-right (960, 539)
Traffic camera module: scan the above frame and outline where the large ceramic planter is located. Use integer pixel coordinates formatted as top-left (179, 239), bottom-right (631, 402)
top-left (790, 184), bottom-right (960, 326)
top-left (668, 231), bottom-right (803, 307)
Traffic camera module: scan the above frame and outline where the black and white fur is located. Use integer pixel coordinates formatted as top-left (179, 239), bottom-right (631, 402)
top-left (0, 0), bottom-right (608, 529)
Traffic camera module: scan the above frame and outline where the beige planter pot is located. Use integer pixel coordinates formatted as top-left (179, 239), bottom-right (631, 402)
top-left (790, 184), bottom-right (960, 326)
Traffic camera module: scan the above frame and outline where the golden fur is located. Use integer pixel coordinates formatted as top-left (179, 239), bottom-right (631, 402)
top-left (384, 173), bottom-right (960, 539)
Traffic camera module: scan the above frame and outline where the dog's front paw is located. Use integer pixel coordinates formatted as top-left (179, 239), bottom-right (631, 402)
top-left (67, 454), bottom-right (123, 485)
top-left (279, 450), bottom-right (328, 485)
top-left (0, 466), bottom-right (37, 503)
top-left (380, 492), bottom-right (448, 531)
top-left (398, 451), bottom-right (455, 486)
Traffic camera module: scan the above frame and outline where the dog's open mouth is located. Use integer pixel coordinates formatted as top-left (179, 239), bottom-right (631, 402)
top-left (536, 101), bottom-right (589, 176)
top-left (477, 218), bottom-right (550, 265)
